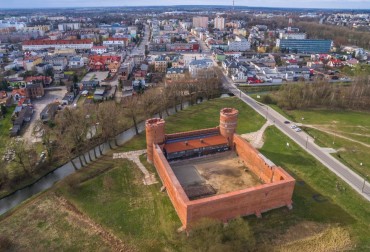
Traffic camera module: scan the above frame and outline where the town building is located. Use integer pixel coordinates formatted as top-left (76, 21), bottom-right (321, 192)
top-left (192, 16), bottom-right (209, 28)
top-left (188, 59), bottom-right (213, 77)
top-left (22, 39), bottom-right (93, 51)
top-left (279, 32), bottom-right (307, 40)
top-left (91, 46), bottom-right (108, 54)
top-left (228, 36), bottom-right (250, 52)
top-left (69, 56), bottom-right (85, 68)
top-left (89, 55), bottom-right (121, 71)
top-left (58, 23), bottom-right (81, 31)
top-left (214, 16), bottom-right (225, 30)
top-left (154, 54), bottom-right (184, 73)
top-left (103, 38), bottom-right (129, 47)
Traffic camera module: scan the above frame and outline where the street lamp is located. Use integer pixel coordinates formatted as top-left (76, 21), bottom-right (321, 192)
top-left (306, 136), bottom-right (309, 149)
top-left (362, 175), bottom-right (369, 193)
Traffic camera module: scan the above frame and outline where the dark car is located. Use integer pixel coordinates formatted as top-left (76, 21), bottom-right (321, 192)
top-left (284, 121), bottom-right (290, 124)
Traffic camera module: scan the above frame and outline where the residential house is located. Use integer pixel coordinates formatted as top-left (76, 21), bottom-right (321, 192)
top-left (327, 59), bottom-right (343, 68)
top-left (10, 105), bottom-right (34, 137)
top-left (25, 76), bottom-right (53, 86)
top-left (35, 63), bottom-right (52, 74)
top-left (25, 83), bottom-right (45, 99)
top-left (188, 59), bottom-right (213, 77)
top-left (89, 55), bottom-right (121, 71)
top-left (40, 103), bottom-right (59, 123)
top-left (61, 92), bottom-right (76, 105)
top-left (23, 56), bottom-right (43, 71)
top-left (69, 56), bottom-right (84, 68)
top-left (44, 56), bottom-right (68, 71)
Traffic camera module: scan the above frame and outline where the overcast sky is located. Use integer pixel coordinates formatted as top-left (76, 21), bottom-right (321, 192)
top-left (2, 0), bottom-right (370, 9)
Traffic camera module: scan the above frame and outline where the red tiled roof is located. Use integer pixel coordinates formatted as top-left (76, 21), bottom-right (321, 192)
top-left (104, 37), bottom-right (129, 41)
top-left (91, 46), bottom-right (107, 49)
top-left (164, 135), bottom-right (228, 154)
top-left (25, 76), bottom-right (52, 82)
top-left (12, 88), bottom-right (27, 97)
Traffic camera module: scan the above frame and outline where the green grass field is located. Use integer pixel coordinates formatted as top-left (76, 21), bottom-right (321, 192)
top-left (0, 106), bottom-right (15, 155)
top-left (251, 92), bottom-right (370, 179)
top-left (279, 109), bottom-right (370, 178)
top-left (258, 126), bottom-right (370, 250)
top-left (1, 97), bottom-right (370, 251)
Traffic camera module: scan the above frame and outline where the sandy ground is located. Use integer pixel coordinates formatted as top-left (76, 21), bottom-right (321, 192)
top-left (171, 152), bottom-right (262, 197)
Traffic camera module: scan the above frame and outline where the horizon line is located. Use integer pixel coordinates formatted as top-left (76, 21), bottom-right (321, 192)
top-left (0, 5), bottom-right (370, 11)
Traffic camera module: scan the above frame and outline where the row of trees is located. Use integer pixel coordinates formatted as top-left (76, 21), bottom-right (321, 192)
top-left (0, 68), bottom-right (222, 191)
top-left (271, 76), bottom-right (370, 110)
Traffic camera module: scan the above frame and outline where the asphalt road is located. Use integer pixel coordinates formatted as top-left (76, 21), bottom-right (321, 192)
top-left (222, 75), bottom-right (370, 201)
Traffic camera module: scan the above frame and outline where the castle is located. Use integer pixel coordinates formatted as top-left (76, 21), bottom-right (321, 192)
top-left (146, 108), bottom-right (295, 229)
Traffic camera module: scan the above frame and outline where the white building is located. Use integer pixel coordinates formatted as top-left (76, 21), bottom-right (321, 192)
top-left (228, 36), bottom-right (250, 51)
top-left (0, 20), bottom-right (26, 30)
top-left (188, 59), bottom-right (213, 77)
top-left (279, 32), bottom-right (307, 40)
top-left (69, 56), bottom-right (85, 68)
top-left (103, 38), bottom-right (129, 47)
top-left (58, 23), bottom-right (81, 31)
top-left (91, 46), bottom-right (108, 54)
top-left (214, 16), bottom-right (225, 30)
top-left (22, 40), bottom-right (93, 51)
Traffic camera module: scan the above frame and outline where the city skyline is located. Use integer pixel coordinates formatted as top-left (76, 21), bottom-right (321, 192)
top-left (1, 0), bottom-right (370, 9)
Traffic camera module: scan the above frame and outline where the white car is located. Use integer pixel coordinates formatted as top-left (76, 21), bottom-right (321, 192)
top-left (295, 128), bottom-right (302, 132)
top-left (290, 125), bottom-right (297, 129)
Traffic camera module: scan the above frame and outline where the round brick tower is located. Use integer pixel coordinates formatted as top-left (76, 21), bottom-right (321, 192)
top-left (146, 118), bottom-right (166, 163)
top-left (219, 108), bottom-right (239, 147)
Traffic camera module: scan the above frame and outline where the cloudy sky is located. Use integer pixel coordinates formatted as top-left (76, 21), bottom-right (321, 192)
top-left (2, 0), bottom-right (370, 9)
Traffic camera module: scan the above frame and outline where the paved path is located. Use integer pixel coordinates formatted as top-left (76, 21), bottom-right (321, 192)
top-left (241, 121), bottom-right (272, 149)
top-left (113, 150), bottom-right (158, 185)
top-left (221, 74), bottom-right (370, 201)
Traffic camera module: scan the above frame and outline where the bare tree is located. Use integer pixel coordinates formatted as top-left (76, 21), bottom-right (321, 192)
top-left (122, 95), bottom-right (141, 135)
top-left (10, 139), bottom-right (37, 174)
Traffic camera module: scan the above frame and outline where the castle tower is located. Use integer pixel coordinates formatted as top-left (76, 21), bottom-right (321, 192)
top-left (146, 118), bottom-right (166, 163)
top-left (219, 108), bottom-right (239, 147)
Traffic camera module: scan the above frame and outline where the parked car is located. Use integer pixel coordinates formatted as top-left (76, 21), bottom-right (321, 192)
top-left (284, 121), bottom-right (290, 124)
top-left (295, 128), bottom-right (302, 132)
top-left (290, 125), bottom-right (297, 129)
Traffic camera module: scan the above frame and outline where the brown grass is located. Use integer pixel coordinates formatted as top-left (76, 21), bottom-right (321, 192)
top-left (275, 226), bottom-right (352, 252)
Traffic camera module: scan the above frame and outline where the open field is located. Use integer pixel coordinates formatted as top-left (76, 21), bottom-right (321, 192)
top-left (279, 109), bottom-right (370, 178)
top-left (1, 97), bottom-right (370, 251)
top-left (256, 126), bottom-right (370, 251)
top-left (252, 91), bottom-right (370, 179)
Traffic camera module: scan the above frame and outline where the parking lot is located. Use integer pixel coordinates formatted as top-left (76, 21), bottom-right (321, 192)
top-left (22, 89), bottom-right (66, 143)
